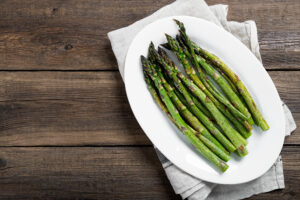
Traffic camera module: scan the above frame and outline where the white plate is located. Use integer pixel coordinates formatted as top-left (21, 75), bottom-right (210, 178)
top-left (124, 16), bottom-right (285, 184)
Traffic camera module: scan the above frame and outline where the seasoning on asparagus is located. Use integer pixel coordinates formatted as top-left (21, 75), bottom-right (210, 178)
top-left (141, 56), bottom-right (229, 172)
top-left (155, 63), bottom-right (232, 160)
top-left (164, 35), bottom-right (252, 139)
top-left (152, 43), bottom-right (248, 156)
top-left (173, 33), bottom-right (249, 123)
top-left (149, 43), bottom-right (232, 153)
top-left (191, 42), bottom-right (269, 131)
top-left (175, 19), bottom-right (254, 127)
top-left (177, 70), bottom-right (248, 156)
top-left (162, 42), bottom-right (252, 135)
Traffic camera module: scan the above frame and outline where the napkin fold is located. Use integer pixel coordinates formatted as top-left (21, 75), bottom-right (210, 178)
top-left (108, 0), bottom-right (297, 199)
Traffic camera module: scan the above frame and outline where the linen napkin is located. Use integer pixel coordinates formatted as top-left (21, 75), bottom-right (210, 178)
top-left (107, 0), bottom-right (297, 199)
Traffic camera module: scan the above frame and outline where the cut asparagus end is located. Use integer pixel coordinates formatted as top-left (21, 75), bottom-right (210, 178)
top-left (220, 160), bottom-right (229, 172)
top-left (236, 145), bottom-right (248, 157)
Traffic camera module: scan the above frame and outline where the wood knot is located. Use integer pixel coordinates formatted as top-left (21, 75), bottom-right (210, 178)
top-left (52, 8), bottom-right (58, 14)
top-left (0, 158), bottom-right (7, 168)
top-left (64, 44), bottom-right (73, 50)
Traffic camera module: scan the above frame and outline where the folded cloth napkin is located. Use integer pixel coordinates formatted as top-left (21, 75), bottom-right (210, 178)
top-left (108, 0), bottom-right (297, 199)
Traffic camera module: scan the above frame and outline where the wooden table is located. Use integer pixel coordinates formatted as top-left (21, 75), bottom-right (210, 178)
top-left (0, 0), bottom-right (299, 199)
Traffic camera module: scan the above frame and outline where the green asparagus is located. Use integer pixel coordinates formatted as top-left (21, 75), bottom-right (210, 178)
top-left (162, 41), bottom-right (252, 133)
top-left (176, 71), bottom-right (248, 156)
top-left (155, 64), bottom-right (231, 160)
top-left (174, 33), bottom-right (250, 123)
top-left (174, 19), bottom-right (253, 126)
top-left (151, 44), bottom-right (248, 156)
top-left (192, 43), bottom-right (269, 131)
top-left (149, 43), bottom-right (231, 153)
top-left (165, 35), bottom-right (252, 138)
top-left (141, 55), bottom-right (229, 171)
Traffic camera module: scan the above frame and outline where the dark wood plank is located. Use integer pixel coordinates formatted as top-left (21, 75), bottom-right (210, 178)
top-left (0, 146), bottom-right (298, 200)
top-left (0, 0), bottom-right (298, 70)
top-left (0, 72), bottom-right (147, 146)
top-left (0, 71), bottom-right (298, 146)
top-left (0, 147), bottom-right (180, 200)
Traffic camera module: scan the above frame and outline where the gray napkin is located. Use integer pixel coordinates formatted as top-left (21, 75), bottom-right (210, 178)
top-left (107, 0), bottom-right (297, 199)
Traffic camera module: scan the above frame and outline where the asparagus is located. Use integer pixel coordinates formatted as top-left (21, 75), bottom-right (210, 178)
top-left (141, 56), bottom-right (229, 171)
top-left (176, 35), bottom-right (229, 98)
top-left (150, 44), bottom-right (248, 156)
top-left (162, 42), bottom-right (252, 134)
top-left (155, 64), bottom-right (232, 160)
top-left (155, 61), bottom-right (234, 154)
top-left (162, 43), bottom-right (252, 135)
top-left (157, 48), bottom-right (240, 148)
top-left (155, 47), bottom-right (213, 120)
top-left (215, 66), bottom-right (239, 94)
top-left (144, 72), bottom-right (169, 115)
top-left (191, 95), bottom-right (213, 120)
top-left (191, 43), bottom-right (269, 131)
top-left (174, 87), bottom-right (213, 120)
top-left (153, 46), bottom-right (237, 153)
top-left (164, 35), bottom-right (252, 138)
top-left (176, 70), bottom-right (248, 156)
top-left (173, 33), bottom-right (249, 122)
top-left (174, 20), bottom-right (253, 126)
top-left (148, 44), bottom-right (231, 153)
top-left (213, 66), bottom-right (250, 112)
top-left (182, 49), bottom-right (251, 138)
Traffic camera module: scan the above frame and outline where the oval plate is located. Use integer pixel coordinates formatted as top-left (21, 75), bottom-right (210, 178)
top-left (124, 16), bottom-right (285, 184)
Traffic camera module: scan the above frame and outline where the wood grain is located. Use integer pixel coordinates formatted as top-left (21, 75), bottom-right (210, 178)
top-left (0, 71), bottom-right (298, 146)
top-left (207, 0), bottom-right (300, 70)
top-left (0, 0), bottom-right (298, 199)
top-left (0, 147), bottom-right (180, 200)
top-left (0, 146), bottom-right (298, 200)
top-left (0, 0), bottom-right (298, 70)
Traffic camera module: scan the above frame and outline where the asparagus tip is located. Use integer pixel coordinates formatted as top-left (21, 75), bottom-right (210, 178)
top-left (148, 42), bottom-right (156, 57)
top-left (149, 41), bottom-right (155, 48)
top-left (179, 29), bottom-right (185, 37)
top-left (140, 55), bottom-right (148, 66)
top-left (157, 46), bottom-right (163, 52)
top-left (166, 33), bottom-right (172, 38)
top-left (160, 43), bottom-right (170, 50)
top-left (140, 55), bottom-right (146, 60)
top-left (157, 46), bottom-right (168, 58)
top-left (173, 18), bottom-right (180, 26)
top-left (173, 19), bottom-right (185, 32)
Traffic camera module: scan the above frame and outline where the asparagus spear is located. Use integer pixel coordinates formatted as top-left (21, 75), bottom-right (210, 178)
top-left (155, 64), bottom-right (232, 160)
top-left (141, 56), bottom-right (229, 171)
top-left (149, 44), bottom-right (248, 156)
top-left (152, 45), bottom-right (237, 153)
top-left (154, 47), bottom-right (213, 120)
top-left (191, 43), bottom-right (269, 131)
top-left (148, 44), bottom-right (230, 153)
top-left (163, 36), bottom-right (252, 138)
top-left (215, 66), bottom-right (239, 94)
top-left (172, 81), bottom-right (213, 120)
top-left (154, 61), bottom-right (235, 155)
top-left (174, 20), bottom-right (253, 126)
top-left (176, 71), bottom-right (248, 156)
top-left (173, 33), bottom-right (249, 123)
top-left (161, 43), bottom-right (252, 134)
top-left (213, 66), bottom-right (250, 112)
top-left (176, 35), bottom-right (230, 99)
top-left (144, 71), bottom-right (169, 114)
top-left (156, 48), bottom-right (242, 148)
